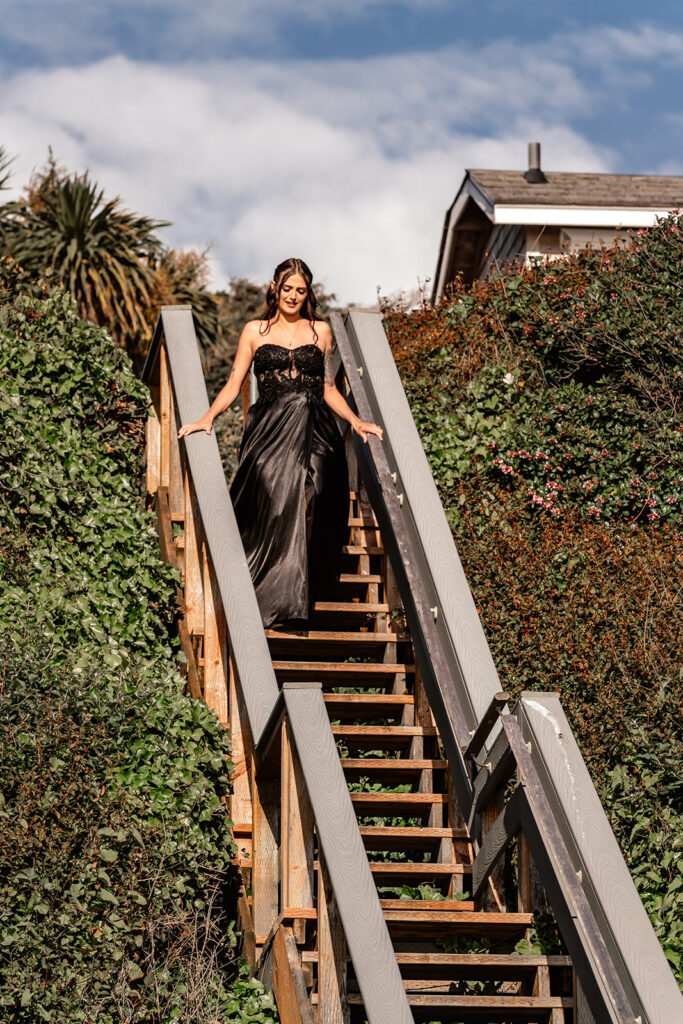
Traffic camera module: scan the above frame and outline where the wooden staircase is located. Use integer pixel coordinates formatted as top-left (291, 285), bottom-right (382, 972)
top-left (238, 489), bottom-right (574, 1022)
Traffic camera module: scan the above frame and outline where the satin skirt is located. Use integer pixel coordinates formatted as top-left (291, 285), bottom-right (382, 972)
top-left (230, 392), bottom-right (349, 628)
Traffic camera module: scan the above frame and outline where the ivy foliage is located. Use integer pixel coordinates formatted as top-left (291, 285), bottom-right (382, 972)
top-left (385, 216), bottom-right (683, 984)
top-left (0, 263), bottom-right (278, 1022)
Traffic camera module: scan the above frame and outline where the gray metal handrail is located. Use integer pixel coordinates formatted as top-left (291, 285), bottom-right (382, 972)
top-left (142, 306), bottom-right (413, 1024)
top-left (332, 307), bottom-right (683, 1024)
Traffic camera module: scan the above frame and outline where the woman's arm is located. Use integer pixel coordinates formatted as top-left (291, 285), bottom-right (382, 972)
top-left (178, 324), bottom-right (256, 438)
top-left (319, 325), bottom-right (383, 444)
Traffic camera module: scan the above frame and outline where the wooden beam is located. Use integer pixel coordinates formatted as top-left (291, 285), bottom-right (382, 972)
top-left (318, 852), bottom-right (350, 1024)
top-left (168, 390), bottom-right (184, 518)
top-left (229, 653), bottom-right (253, 832)
top-left (252, 756), bottom-right (279, 948)
top-left (183, 469), bottom-right (204, 636)
top-left (202, 540), bottom-right (228, 726)
top-left (281, 722), bottom-right (314, 945)
top-left (272, 926), bottom-right (313, 1024)
top-left (178, 617), bottom-right (202, 700)
top-left (145, 410), bottom-right (161, 496)
top-left (472, 785), bottom-right (524, 900)
top-left (159, 344), bottom-right (171, 490)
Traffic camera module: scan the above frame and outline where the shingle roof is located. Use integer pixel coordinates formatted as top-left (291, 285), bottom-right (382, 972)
top-left (467, 170), bottom-right (683, 208)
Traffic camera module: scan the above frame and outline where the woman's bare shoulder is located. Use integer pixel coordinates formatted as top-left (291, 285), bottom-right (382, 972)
top-left (313, 319), bottom-right (333, 348)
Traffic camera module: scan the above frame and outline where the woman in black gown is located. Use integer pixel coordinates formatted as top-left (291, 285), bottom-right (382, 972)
top-left (178, 258), bottom-right (383, 628)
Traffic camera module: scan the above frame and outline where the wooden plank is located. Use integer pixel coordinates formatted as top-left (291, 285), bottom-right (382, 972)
top-left (145, 410), bottom-right (160, 496)
top-left (168, 390), bottom-right (184, 518)
top-left (313, 601), bottom-right (390, 613)
top-left (283, 683), bottom-right (413, 1024)
top-left (177, 617), bottom-right (202, 700)
top-left (266, 630), bottom-right (397, 643)
top-left (281, 722), bottom-right (314, 944)
top-left (341, 758), bottom-right (447, 772)
top-left (338, 573), bottom-right (383, 584)
top-left (159, 344), bottom-right (171, 489)
top-left (229, 653), bottom-right (253, 830)
top-left (252, 760), bottom-right (279, 947)
top-left (318, 853), bottom-right (350, 1024)
top-left (378, 897), bottom-right (473, 910)
top-left (183, 470), bottom-right (204, 636)
top-left (358, 826), bottom-right (469, 852)
top-left (272, 926), bottom-right (313, 1024)
top-left (202, 541), bottom-right (228, 726)
top-left (272, 661), bottom-right (415, 681)
top-left (342, 545), bottom-right (384, 555)
top-left (342, 993), bottom-right (573, 1010)
top-left (236, 868), bottom-right (256, 966)
top-left (154, 487), bottom-right (177, 569)
top-left (472, 785), bottom-right (524, 900)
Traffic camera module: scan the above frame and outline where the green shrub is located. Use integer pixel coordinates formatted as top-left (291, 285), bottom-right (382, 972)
top-left (384, 215), bottom-right (683, 983)
top-left (0, 269), bottom-right (277, 1022)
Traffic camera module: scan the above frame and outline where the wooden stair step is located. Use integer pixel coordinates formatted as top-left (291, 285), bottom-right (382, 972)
top-left (338, 573), bottom-right (383, 584)
top-left (347, 516), bottom-right (379, 527)
top-left (313, 601), bottom-right (389, 613)
top-left (350, 792), bottom-right (447, 817)
top-left (265, 630), bottom-right (396, 643)
top-left (342, 545), bottom-right (384, 555)
top-left (342, 758), bottom-right (447, 777)
top-left (383, 910), bottom-right (534, 940)
top-left (301, 950), bottom-right (571, 978)
top-left (272, 661), bottom-right (414, 685)
top-left (368, 862), bottom-right (470, 883)
top-left (339, 992), bottom-right (572, 1014)
top-left (378, 897), bottom-right (474, 910)
top-left (333, 725), bottom-right (438, 750)
top-left (359, 826), bottom-right (470, 851)
top-left (343, 760), bottom-right (447, 783)
top-left (324, 693), bottom-right (413, 720)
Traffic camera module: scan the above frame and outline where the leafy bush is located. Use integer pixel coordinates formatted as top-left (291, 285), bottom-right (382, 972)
top-left (384, 215), bottom-right (683, 983)
top-left (0, 268), bottom-right (277, 1022)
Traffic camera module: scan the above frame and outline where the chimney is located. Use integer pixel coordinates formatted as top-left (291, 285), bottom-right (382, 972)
top-left (524, 141), bottom-right (547, 183)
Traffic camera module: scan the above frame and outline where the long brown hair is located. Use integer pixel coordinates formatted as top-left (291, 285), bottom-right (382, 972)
top-left (260, 258), bottom-right (319, 342)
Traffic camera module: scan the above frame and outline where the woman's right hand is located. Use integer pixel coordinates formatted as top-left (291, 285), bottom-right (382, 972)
top-left (178, 414), bottom-right (214, 439)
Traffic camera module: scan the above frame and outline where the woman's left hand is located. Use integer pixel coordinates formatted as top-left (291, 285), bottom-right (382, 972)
top-left (352, 418), bottom-right (383, 443)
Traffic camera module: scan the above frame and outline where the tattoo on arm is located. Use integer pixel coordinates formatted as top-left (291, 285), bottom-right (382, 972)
top-left (324, 349), bottom-right (335, 388)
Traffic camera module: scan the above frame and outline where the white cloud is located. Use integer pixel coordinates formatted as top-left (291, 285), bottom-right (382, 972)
top-left (3, 28), bottom-right (678, 302)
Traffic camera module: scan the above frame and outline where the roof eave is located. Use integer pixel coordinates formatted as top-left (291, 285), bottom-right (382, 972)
top-left (493, 204), bottom-right (675, 227)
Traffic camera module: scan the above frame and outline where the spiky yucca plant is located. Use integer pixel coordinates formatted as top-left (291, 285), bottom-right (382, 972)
top-left (0, 154), bottom-right (168, 353)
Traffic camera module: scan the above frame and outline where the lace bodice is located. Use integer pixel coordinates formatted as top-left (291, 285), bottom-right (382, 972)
top-left (253, 343), bottom-right (325, 405)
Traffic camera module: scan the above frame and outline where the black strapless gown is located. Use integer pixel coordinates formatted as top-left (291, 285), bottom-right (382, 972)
top-left (229, 343), bottom-right (349, 628)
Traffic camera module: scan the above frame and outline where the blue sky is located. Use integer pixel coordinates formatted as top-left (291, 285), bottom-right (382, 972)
top-left (2, 1), bottom-right (682, 301)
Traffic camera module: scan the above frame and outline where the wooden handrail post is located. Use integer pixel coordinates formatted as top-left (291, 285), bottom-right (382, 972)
top-left (145, 406), bottom-right (161, 497)
top-left (281, 721), bottom-right (314, 944)
top-left (168, 390), bottom-right (184, 519)
top-left (159, 344), bottom-right (171, 491)
top-left (318, 851), bottom-right (350, 1024)
top-left (183, 469), bottom-right (204, 639)
top-left (252, 759), bottom-right (280, 953)
top-left (202, 540), bottom-right (228, 726)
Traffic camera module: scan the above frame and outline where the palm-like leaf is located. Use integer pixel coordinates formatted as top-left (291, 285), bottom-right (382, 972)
top-left (0, 147), bottom-right (14, 191)
top-left (0, 158), bottom-right (169, 351)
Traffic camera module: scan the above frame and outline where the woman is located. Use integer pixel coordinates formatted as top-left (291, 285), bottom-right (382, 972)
top-left (178, 257), bottom-right (383, 628)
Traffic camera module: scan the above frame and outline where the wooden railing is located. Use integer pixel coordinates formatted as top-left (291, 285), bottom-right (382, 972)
top-left (142, 306), bottom-right (413, 1024)
top-left (333, 308), bottom-right (683, 1024)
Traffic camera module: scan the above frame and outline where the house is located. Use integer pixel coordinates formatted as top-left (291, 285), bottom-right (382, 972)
top-left (432, 142), bottom-right (683, 302)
